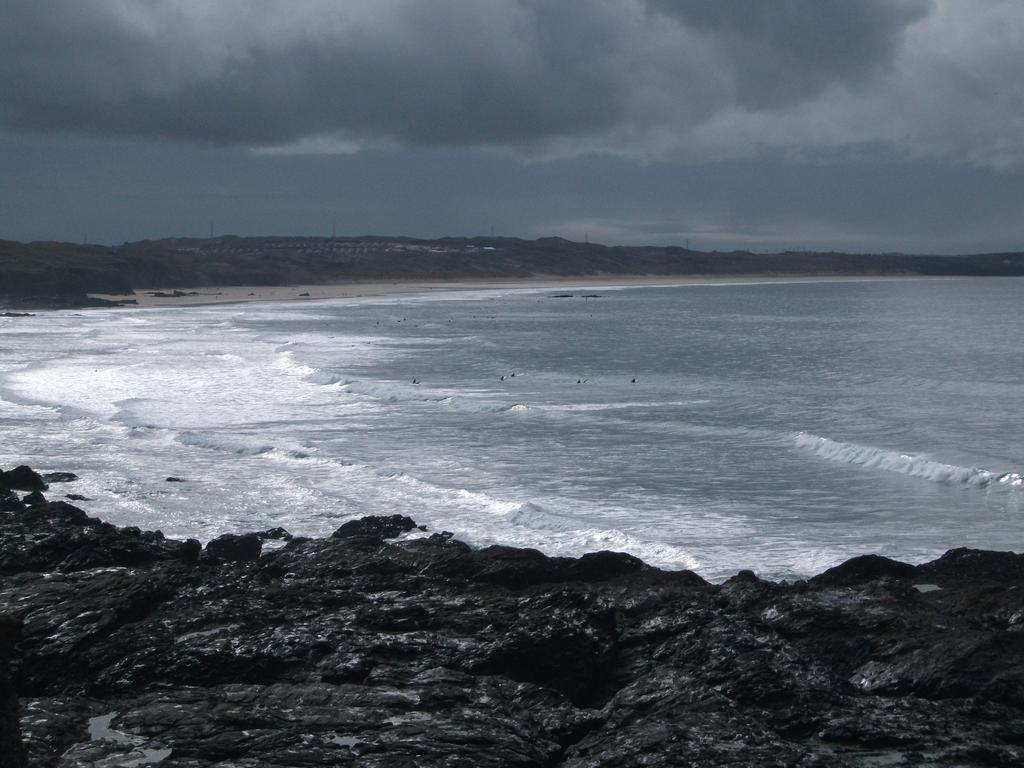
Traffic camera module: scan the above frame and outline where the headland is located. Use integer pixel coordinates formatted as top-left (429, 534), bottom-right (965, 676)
top-left (2, 234), bottom-right (1023, 310)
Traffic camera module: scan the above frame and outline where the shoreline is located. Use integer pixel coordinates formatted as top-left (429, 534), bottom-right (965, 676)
top-left (87, 273), bottom-right (962, 309)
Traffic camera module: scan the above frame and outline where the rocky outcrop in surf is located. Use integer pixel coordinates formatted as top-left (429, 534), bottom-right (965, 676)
top-left (1, 466), bottom-right (1023, 766)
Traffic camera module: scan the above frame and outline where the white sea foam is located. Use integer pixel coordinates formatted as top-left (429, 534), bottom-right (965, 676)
top-left (505, 502), bottom-right (701, 570)
top-left (273, 351), bottom-right (321, 379)
top-left (535, 400), bottom-right (700, 412)
top-left (342, 379), bottom-right (450, 404)
top-left (506, 501), bottom-right (579, 531)
top-left (303, 369), bottom-right (346, 386)
top-left (2, 280), bottom-right (1023, 584)
top-left (442, 397), bottom-right (526, 414)
top-left (176, 431), bottom-right (277, 456)
top-left (794, 433), bottom-right (1023, 488)
top-left (340, 378), bottom-right (523, 414)
top-left (226, 452), bottom-right (705, 570)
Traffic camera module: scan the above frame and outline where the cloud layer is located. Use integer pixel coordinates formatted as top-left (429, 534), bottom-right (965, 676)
top-left (2, 1), bottom-right (1023, 168)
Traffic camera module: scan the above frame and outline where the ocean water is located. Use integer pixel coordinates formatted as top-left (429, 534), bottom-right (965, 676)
top-left (1, 277), bottom-right (1021, 582)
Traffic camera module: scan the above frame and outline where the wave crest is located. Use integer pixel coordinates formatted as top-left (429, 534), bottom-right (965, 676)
top-left (794, 432), bottom-right (1022, 488)
top-left (176, 431), bottom-right (309, 459)
top-left (342, 379), bottom-right (524, 413)
top-left (343, 380), bottom-right (448, 404)
top-left (303, 369), bottom-right (345, 386)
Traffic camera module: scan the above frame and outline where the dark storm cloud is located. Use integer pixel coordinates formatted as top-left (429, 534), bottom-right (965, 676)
top-left (645, 0), bottom-right (930, 107)
top-left (5, 130), bottom-right (1023, 254)
top-left (0, 0), bottom-right (930, 151)
top-left (0, 1), bottom-right (630, 146)
top-left (3, 1), bottom-right (1024, 255)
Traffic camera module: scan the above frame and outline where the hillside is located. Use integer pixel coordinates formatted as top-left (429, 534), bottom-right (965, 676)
top-left (2, 235), bottom-right (1023, 308)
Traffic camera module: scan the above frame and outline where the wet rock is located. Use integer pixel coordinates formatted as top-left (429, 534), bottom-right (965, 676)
top-left (811, 553), bottom-right (917, 586)
top-left (0, 489), bottom-right (24, 512)
top-left (18, 697), bottom-right (97, 767)
top-left (204, 533), bottom-right (262, 562)
top-left (41, 472), bottom-right (79, 484)
top-left (566, 550), bottom-right (655, 582)
top-left (0, 465), bottom-right (48, 492)
top-left (332, 514), bottom-right (420, 540)
top-left (0, 501), bottom-right (200, 574)
top-left (255, 526), bottom-right (292, 541)
top-left (1, 466), bottom-right (1023, 766)
top-left (21, 490), bottom-right (46, 506)
top-left (200, 532), bottom-right (260, 563)
top-left (0, 615), bottom-right (27, 768)
top-left (916, 547), bottom-right (1024, 583)
top-left (465, 545), bottom-right (560, 589)
top-left (461, 545), bottom-right (703, 590)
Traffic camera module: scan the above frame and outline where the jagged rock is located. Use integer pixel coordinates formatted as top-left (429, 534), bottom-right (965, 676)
top-left (0, 465), bottom-right (47, 492)
top-left (566, 550), bottom-right (658, 582)
top-left (463, 544), bottom-right (558, 588)
top-left (811, 553), bottom-right (917, 586)
top-left (0, 489), bottom-right (23, 512)
top-left (255, 526), bottom-right (292, 541)
top-left (21, 490), bottom-right (46, 506)
top-left (456, 545), bottom-right (704, 590)
top-left (0, 615), bottom-right (27, 768)
top-left (41, 472), bottom-right (78, 484)
top-left (916, 547), bottom-right (1024, 583)
top-left (204, 532), bottom-right (262, 562)
top-left (0, 501), bottom-right (200, 574)
top-left (332, 514), bottom-right (420, 540)
top-left (1, 466), bottom-right (1023, 766)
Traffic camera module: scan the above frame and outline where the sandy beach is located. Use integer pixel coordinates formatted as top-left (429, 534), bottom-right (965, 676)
top-left (90, 273), bottom-right (942, 309)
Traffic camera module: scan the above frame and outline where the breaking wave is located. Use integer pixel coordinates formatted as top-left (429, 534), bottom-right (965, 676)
top-left (303, 369), bottom-right (346, 386)
top-left (507, 501), bottom-right (581, 531)
top-left (442, 397), bottom-right (527, 414)
top-left (341, 379), bottom-right (524, 413)
top-left (506, 501), bottom-right (701, 571)
top-left (794, 433), bottom-right (1022, 489)
top-left (176, 431), bottom-right (309, 459)
top-left (342, 379), bottom-right (450, 404)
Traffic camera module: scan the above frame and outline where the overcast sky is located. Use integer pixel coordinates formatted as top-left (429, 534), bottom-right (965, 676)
top-left (2, 0), bottom-right (1023, 253)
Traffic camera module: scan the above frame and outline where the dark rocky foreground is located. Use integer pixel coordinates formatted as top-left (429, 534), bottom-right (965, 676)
top-left (1, 465), bottom-right (1023, 767)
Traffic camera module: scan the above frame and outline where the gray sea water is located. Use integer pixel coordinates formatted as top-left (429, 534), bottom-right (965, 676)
top-left (1, 277), bottom-right (1021, 581)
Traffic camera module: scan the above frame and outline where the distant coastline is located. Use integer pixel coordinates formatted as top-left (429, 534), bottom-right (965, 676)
top-left (2, 234), bottom-right (1023, 310)
top-left (88, 273), bottom-right (972, 310)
